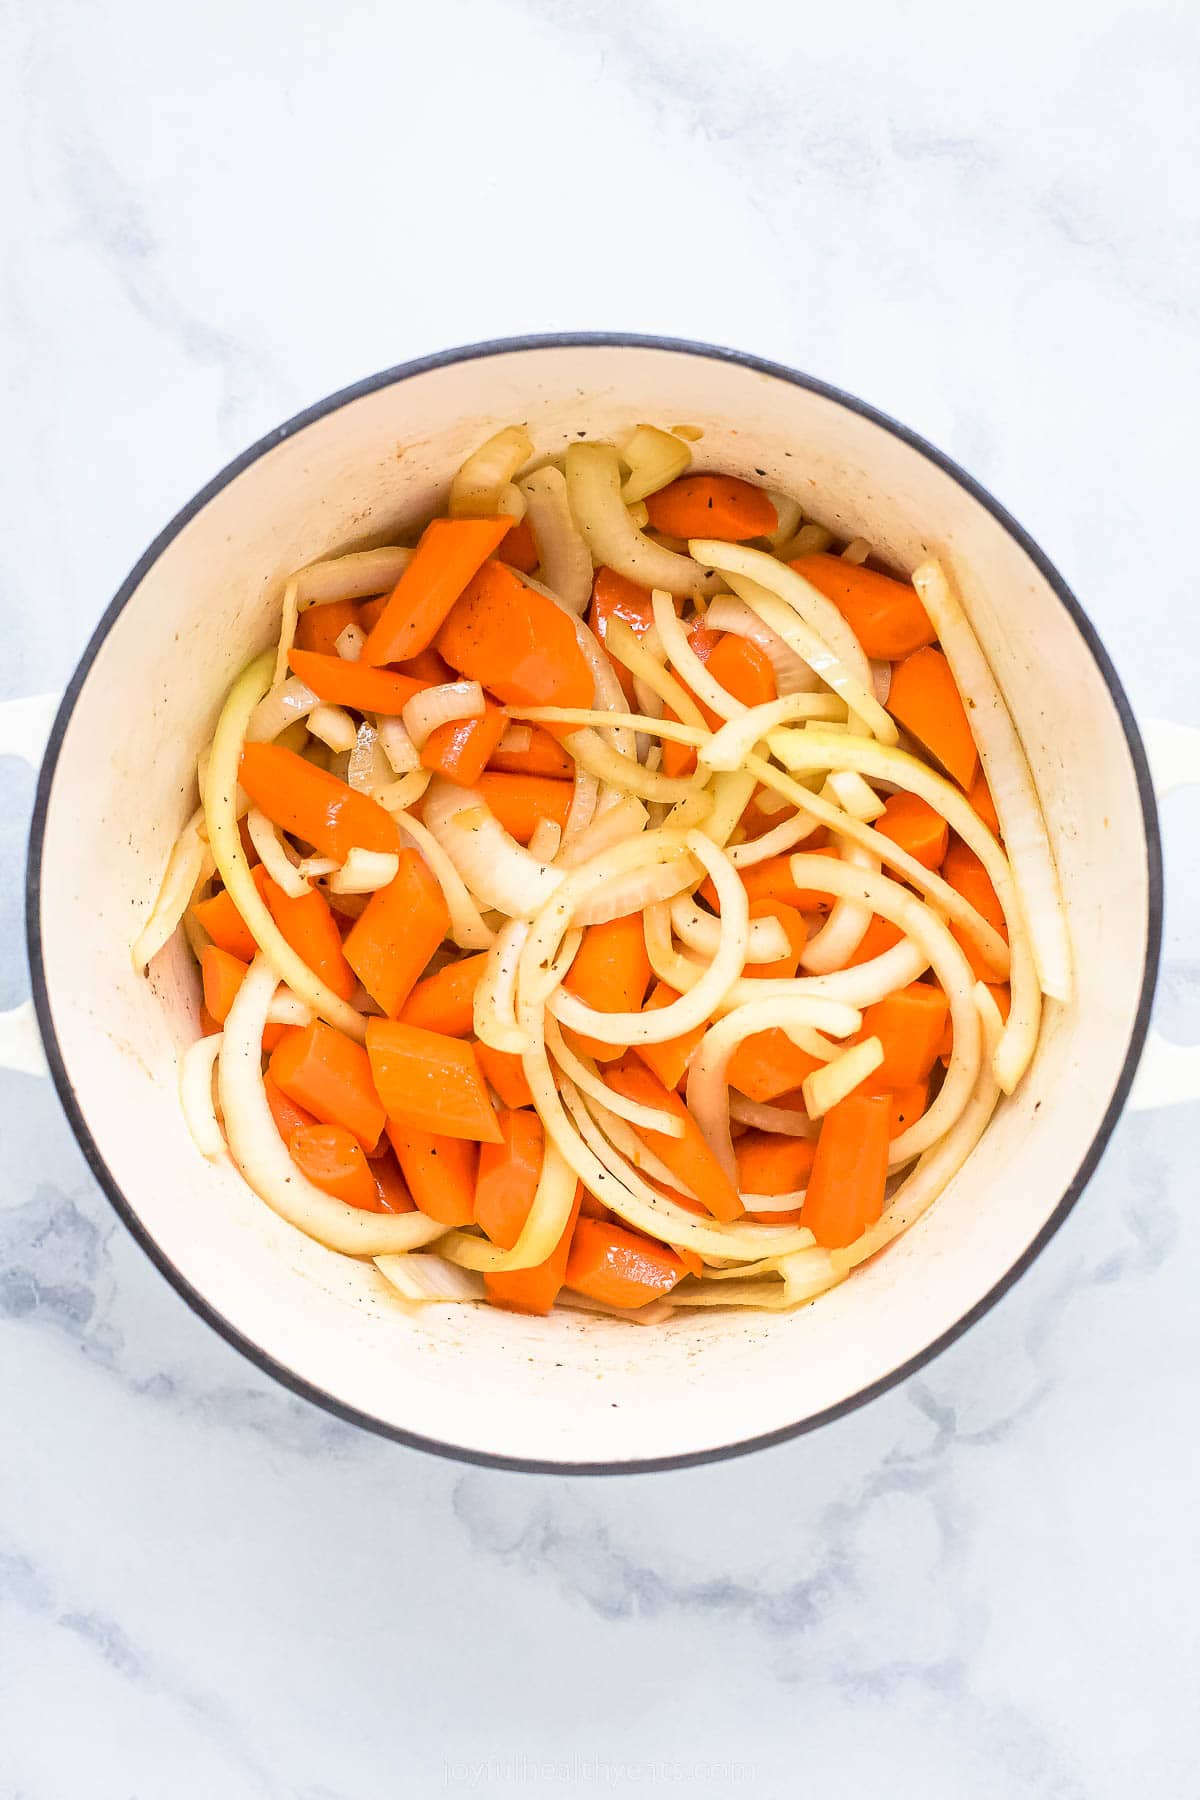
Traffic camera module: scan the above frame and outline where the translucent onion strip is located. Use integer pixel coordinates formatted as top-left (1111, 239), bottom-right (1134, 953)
top-left (565, 443), bottom-right (722, 597)
top-left (440, 1139), bottom-right (578, 1273)
top-left (376, 770), bottom-right (432, 814)
top-left (691, 538), bottom-right (876, 694)
top-left (602, 619), bottom-right (711, 731)
top-left (179, 1033), bottom-right (225, 1159)
top-left (729, 801), bottom-right (823, 866)
top-left (544, 1017), bottom-right (684, 1138)
top-left (699, 694), bottom-right (848, 771)
top-left (245, 808), bottom-right (308, 898)
top-left (377, 716), bottom-right (421, 775)
top-left (801, 843), bottom-right (877, 975)
top-left (247, 674), bottom-right (319, 744)
top-left (729, 1093), bottom-right (818, 1139)
top-left (422, 778), bottom-right (562, 922)
top-left (294, 546), bottom-right (413, 607)
top-left (392, 804), bottom-right (497, 949)
top-left (474, 920), bottom-right (532, 1054)
top-left (583, 1094), bottom-right (700, 1196)
top-left (449, 426), bottom-right (533, 518)
top-left (132, 808), bottom-right (214, 973)
top-left (703, 595), bottom-right (822, 695)
top-left (347, 721), bottom-right (395, 796)
top-left (308, 704), bottom-right (357, 752)
top-left (651, 589), bottom-right (745, 721)
top-left (619, 424), bottom-right (691, 504)
top-left (822, 769), bottom-right (885, 822)
top-left (557, 793), bottom-right (648, 867)
top-left (565, 727), bottom-right (702, 803)
top-left (402, 681), bottom-right (484, 750)
top-left (518, 466), bottom-right (592, 613)
top-left (329, 849), bottom-right (399, 894)
top-left (335, 622), bottom-right (366, 661)
top-left (511, 705), bottom-right (709, 749)
top-left (668, 896), bottom-right (789, 964)
top-left (375, 1255), bottom-right (484, 1304)
top-left (802, 1035), bottom-right (884, 1119)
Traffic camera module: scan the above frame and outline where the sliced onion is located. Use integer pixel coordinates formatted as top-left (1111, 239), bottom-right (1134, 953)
top-left (347, 721), bottom-right (395, 796)
top-left (700, 768), bottom-right (757, 848)
top-left (295, 855), bottom-right (338, 881)
top-left (565, 727), bottom-right (702, 803)
top-left (246, 807), bottom-right (308, 899)
top-left (179, 1033), bottom-right (225, 1158)
top-left (619, 424), bottom-right (692, 503)
top-left (729, 801), bottom-right (823, 866)
top-left (519, 466), bottom-right (592, 613)
top-left (821, 769), bottom-right (885, 822)
top-left (670, 1246), bottom-right (838, 1310)
top-left (527, 817), bottom-right (562, 861)
top-left (272, 576), bottom-right (302, 687)
top-left (219, 958), bottom-right (445, 1252)
top-left (474, 920), bottom-right (532, 1054)
top-left (739, 1189), bottom-right (806, 1214)
top-left (557, 793), bottom-right (647, 867)
top-left (693, 538), bottom-right (875, 689)
top-left (730, 1092), bottom-right (818, 1138)
top-left (377, 716), bottom-right (421, 776)
top-left (440, 1139), bottom-right (577, 1273)
top-left (556, 1289), bottom-right (675, 1325)
top-left (329, 849), bottom-right (399, 894)
top-left (422, 777), bottom-right (561, 921)
top-left (699, 694), bottom-right (848, 772)
top-left (132, 808), bottom-right (214, 973)
top-left (559, 758), bottom-right (599, 856)
top-left (497, 723), bottom-right (531, 755)
top-left (780, 523), bottom-right (835, 558)
top-left (376, 769), bottom-right (432, 814)
top-left (765, 491), bottom-right (803, 548)
top-left (246, 674), bottom-right (319, 744)
top-left (511, 704), bottom-right (708, 750)
top-left (392, 804), bottom-right (497, 949)
top-left (569, 855), bottom-right (701, 927)
top-left (583, 1093), bottom-right (700, 1195)
top-left (564, 443), bottom-right (722, 597)
top-left (545, 1017), bottom-right (684, 1138)
top-left (652, 589), bottom-right (745, 720)
top-left (669, 896), bottom-right (789, 964)
top-left (335, 622), bottom-right (366, 661)
top-left (449, 425), bottom-right (533, 518)
top-left (802, 1035), bottom-right (884, 1119)
top-left (801, 843), bottom-right (877, 975)
top-left (841, 537), bottom-right (872, 566)
top-left (374, 1255), bottom-right (484, 1303)
top-left (265, 989), bottom-right (312, 1026)
top-left (402, 681), bottom-right (484, 751)
top-left (602, 618), bottom-right (711, 731)
top-left (556, 605), bottom-right (633, 757)
top-left (308, 704), bottom-right (358, 752)
top-left (912, 557), bottom-right (1071, 1003)
top-left (294, 546), bottom-right (412, 606)
top-left (870, 659), bottom-right (892, 705)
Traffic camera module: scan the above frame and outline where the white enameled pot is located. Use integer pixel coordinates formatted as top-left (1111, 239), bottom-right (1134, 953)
top-left (8, 336), bottom-right (1195, 1471)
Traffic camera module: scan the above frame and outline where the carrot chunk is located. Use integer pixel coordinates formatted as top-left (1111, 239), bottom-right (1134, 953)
top-left (727, 1030), bottom-right (824, 1104)
top-left (239, 743), bottom-right (398, 861)
top-left (968, 768), bottom-right (1000, 837)
top-left (386, 1119), bottom-right (477, 1225)
top-left (801, 1093), bottom-right (891, 1249)
top-left (562, 914), bottom-right (651, 1064)
top-left (474, 1042), bottom-right (534, 1109)
top-left (662, 627), bottom-right (776, 776)
top-left (286, 649), bottom-right (424, 715)
top-left (269, 1019), bottom-right (386, 1152)
top-left (475, 1108), bottom-right (544, 1248)
top-left (366, 1020), bottom-right (502, 1143)
top-left (942, 839), bottom-right (1008, 979)
top-left (295, 597), bottom-right (365, 657)
top-left (191, 887), bottom-right (257, 961)
top-left (289, 1123), bottom-right (381, 1210)
top-left (856, 982), bottom-right (949, 1090)
top-left (645, 474), bottom-right (777, 542)
top-left (200, 945), bottom-right (248, 1025)
top-left (263, 1073), bottom-right (316, 1141)
top-left (743, 898), bottom-right (808, 980)
top-left (486, 1181), bottom-right (582, 1316)
top-left (632, 981), bottom-right (707, 1093)
top-left (588, 567), bottom-right (661, 705)
top-left (494, 514), bottom-right (538, 573)
top-left (789, 554), bottom-right (935, 660)
top-left (734, 1130), bottom-right (816, 1195)
top-left (421, 701), bottom-right (507, 787)
top-left (436, 561), bottom-right (592, 737)
top-left (605, 1059), bottom-right (744, 1223)
top-left (564, 1216), bottom-right (685, 1309)
top-left (488, 725), bottom-right (575, 779)
top-left (399, 953), bottom-right (489, 1037)
top-left (874, 791), bottom-right (949, 871)
top-left (475, 772), bottom-right (573, 844)
top-left (363, 516), bottom-right (513, 665)
top-left (888, 646), bottom-right (979, 789)
top-left (343, 848), bottom-right (449, 1018)
top-left (260, 872), bottom-right (357, 1001)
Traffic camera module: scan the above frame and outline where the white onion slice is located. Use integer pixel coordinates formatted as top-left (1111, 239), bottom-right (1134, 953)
top-left (729, 802), bottom-right (823, 866)
top-left (619, 424), bottom-right (692, 503)
top-left (440, 1140), bottom-right (577, 1273)
top-left (703, 595), bottom-right (822, 695)
top-left (376, 770), bottom-right (432, 814)
top-left (474, 919), bottom-right (532, 1054)
top-left (510, 705), bottom-right (708, 750)
top-left (565, 442), bottom-right (722, 597)
top-left (179, 1033), bottom-right (225, 1159)
top-left (497, 723), bottom-right (532, 756)
top-left (544, 1018), bottom-right (685, 1139)
top-left (265, 989), bottom-right (312, 1027)
top-left (729, 1093), bottom-right (818, 1138)
top-left (246, 674), bottom-right (320, 744)
top-left (765, 491), bottom-right (803, 548)
top-left (374, 1255), bottom-right (484, 1303)
top-left (347, 721), bottom-right (395, 796)
top-left (557, 792), bottom-right (647, 866)
top-left (245, 808), bottom-right (308, 899)
top-left (842, 537), bottom-right (872, 566)
top-left (584, 1094), bottom-right (700, 1196)
top-left (527, 817), bottom-right (562, 861)
top-left (132, 808), bottom-right (214, 973)
top-left (401, 681), bottom-right (484, 751)
top-left (668, 896), bottom-right (789, 965)
top-left (294, 546), bottom-right (413, 606)
top-left (801, 1035), bottom-right (884, 1119)
top-left (821, 769), bottom-right (885, 822)
top-left (569, 856), bottom-right (701, 927)
top-left (739, 1189), bottom-right (806, 1214)
top-left (449, 425), bottom-right (533, 518)
top-left (557, 1289), bottom-right (674, 1326)
top-left (307, 704), bottom-right (358, 752)
top-left (691, 538), bottom-right (875, 690)
top-left (328, 849), bottom-right (399, 894)
top-left (335, 623), bottom-right (366, 661)
top-left (870, 659), bottom-right (892, 705)
top-left (801, 843), bottom-right (877, 975)
top-left (519, 466), bottom-right (592, 613)
top-left (699, 694), bottom-right (848, 771)
top-left (422, 778), bottom-right (562, 922)
top-left (392, 804), bottom-right (496, 949)
top-left (602, 618), bottom-right (711, 731)
top-left (377, 716), bottom-right (421, 776)
top-left (651, 589), bottom-right (744, 721)
top-left (564, 727), bottom-right (701, 803)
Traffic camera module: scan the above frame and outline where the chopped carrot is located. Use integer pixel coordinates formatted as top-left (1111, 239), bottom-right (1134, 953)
top-left (370, 1148), bottom-right (417, 1213)
top-left (883, 1080), bottom-right (928, 1137)
top-left (564, 1216), bottom-right (685, 1309)
top-left (239, 743), bottom-right (398, 861)
top-left (632, 982), bottom-right (707, 1092)
top-left (343, 848), bottom-right (449, 1017)
top-left (199, 1003), bottom-right (222, 1037)
top-left (662, 627), bottom-right (777, 776)
top-left (397, 645), bottom-right (455, 685)
top-left (475, 772), bottom-right (573, 844)
top-left (487, 1185), bottom-right (582, 1316)
top-left (263, 1072), bottom-right (316, 1141)
top-left (475, 1107), bottom-right (544, 1247)
top-left (700, 847), bottom-right (839, 915)
top-left (644, 474), bottom-right (777, 542)
top-left (295, 597), bottom-right (364, 657)
top-left (287, 649), bottom-right (424, 716)
top-left (421, 701), bottom-right (507, 787)
top-left (366, 1020), bottom-right (502, 1143)
top-left (269, 1019), bottom-right (386, 1152)
top-left (289, 1123), bottom-right (381, 1210)
top-left (577, 1190), bottom-right (616, 1221)
top-left (800, 1093), bottom-right (891, 1249)
top-left (942, 839), bottom-right (1008, 980)
top-left (436, 561), bottom-right (593, 739)
top-left (562, 914), bottom-right (651, 1064)
top-left (261, 1021), bottom-right (287, 1054)
top-left (844, 915), bottom-right (904, 966)
top-left (744, 898), bottom-right (808, 980)
top-left (734, 1130), bottom-right (816, 1194)
top-left (888, 646), bottom-right (979, 789)
top-left (475, 1042), bottom-right (534, 1109)
top-left (357, 595), bottom-right (388, 632)
top-left (488, 725), bottom-right (574, 779)
top-left (494, 514), bottom-right (538, 573)
top-left (874, 791), bottom-right (949, 871)
top-left (789, 554), bottom-right (935, 660)
top-left (588, 567), bottom-right (658, 705)
top-left (606, 1059), bottom-right (743, 1223)
top-left (386, 1120), bottom-right (477, 1226)
top-left (260, 872), bottom-right (357, 1002)
top-left (987, 981), bottom-right (1012, 1022)
top-left (200, 945), bottom-right (248, 1025)
top-left (191, 886), bottom-right (258, 961)
top-left (856, 982), bottom-right (949, 1089)
top-left (363, 516), bottom-right (512, 665)
top-left (968, 768), bottom-right (1000, 837)
top-left (727, 1030), bottom-right (824, 1104)
top-left (399, 953), bottom-right (489, 1037)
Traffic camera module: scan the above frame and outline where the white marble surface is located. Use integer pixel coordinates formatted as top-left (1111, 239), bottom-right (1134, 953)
top-left (3, 1), bottom-right (1198, 1794)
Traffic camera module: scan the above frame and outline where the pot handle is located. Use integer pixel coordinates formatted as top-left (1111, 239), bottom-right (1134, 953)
top-left (0, 691), bottom-right (62, 1079)
top-left (1128, 718), bottom-right (1200, 1111)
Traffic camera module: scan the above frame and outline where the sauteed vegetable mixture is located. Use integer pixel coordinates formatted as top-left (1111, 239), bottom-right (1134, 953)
top-left (136, 423), bottom-right (1070, 1321)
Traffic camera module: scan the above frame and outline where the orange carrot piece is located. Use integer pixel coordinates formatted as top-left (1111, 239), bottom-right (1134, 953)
top-left (386, 1119), bottom-right (477, 1226)
top-left (744, 898), bottom-right (808, 980)
top-left (286, 648), bottom-right (425, 716)
top-left (700, 846), bottom-right (839, 915)
top-left (631, 982), bottom-right (707, 1093)
top-left (844, 915), bottom-right (904, 967)
top-left (343, 848), bottom-right (449, 1017)
top-left (363, 516), bottom-right (513, 666)
top-left (370, 1147), bottom-right (417, 1213)
top-left (562, 914), bottom-right (651, 1064)
top-left (366, 1020), bottom-right (502, 1143)
top-left (191, 886), bottom-right (257, 961)
top-left (968, 768), bottom-right (1001, 837)
top-left (801, 1093), bottom-right (891, 1249)
top-left (727, 1030), bottom-right (824, 1104)
top-left (488, 725), bottom-right (575, 779)
top-left (435, 561), bottom-right (592, 737)
top-left (856, 982), bottom-right (949, 1090)
top-left (884, 1080), bottom-right (929, 1137)
top-left (269, 1020), bottom-right (386, 1152)
top-left (396, 645), bottom-right (455, 685)
top-left (605, 1060), bottom-right (744, 1223)
top-left (789, 553), bottom-right (935, 661)
top-left (357, 595), bottom-right (387, 632)
top-left (564, 1216), bottom-right (685, 1309)
top-left (295, 597), bottom-right (364, 656)
top-left (475, 772), bottom-right (573, 844)
top-left (200, 945), bottom-right (248, 1025)
top-left (874, 791), bottom-right (949, 871)
top-left (486, 1185), bottom-right (582, 1316)
top-left (474, 1042), bottom-right (534, 1110)
top-left (588, 567), bottom-right (659, 705)
top-left (644, 473), bottom-right (777, 542)
top-left (239, 743), bottom-right (398, 861)
top-left (399, 953), bottom-right (489, 1037)
top-left (888, 646), bottom-right (979, 789)
top-left (943, 838), bottom-right (1008, 979)
top-left (734, 1130), bottom-right (816, 1194)
top-left (263, 1073), bottom-right (316, 1141)
top-left (474, 1107), bottom-right (544, 1248)
top-left (662, 627), bottom-right (776, 776)
top-left (199, 1003), bottom-right (222, 1037)
top-left (494, 514), bottom-right (538, 573)
top-left (420, 701), bottom-right (508, 787)
top-left (289, 1123), bottom-right (381, 1210)
top-left (260, 872), bottom-right (357, 1001)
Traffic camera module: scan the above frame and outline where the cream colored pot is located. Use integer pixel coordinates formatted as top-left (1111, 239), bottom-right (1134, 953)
top-left (7, 337), bottom-right (1191, 1470)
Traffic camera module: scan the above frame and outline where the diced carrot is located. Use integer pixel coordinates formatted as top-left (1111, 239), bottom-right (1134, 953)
top-left (260, 873), bottom-right (357, 1002)
top-left (358, 595), bottom-right (388, 633)
top-left (269, 1020), bottom-right (386, 1152)
top-left (200, 945), bottom-right (248, 1025)
top-left (486, 1185), bottom-right (583, 1316)
top-left (488, 725), bottom-right (575, 779)
top-left (577, 1190), bottom-right (616, 1221)
top-left (421, 701), bottom-right (507, 787)
top-left (662, 628), bottom-right (777, 776)
top-left (396, 646), bottom-right (455, 685)
top-left (263, 1072), bottom-right (316, 1141)
top-left (295, 597), bottom-right (364, 657)
top-left (700, 847), bottom-right (839, 915)
top-left (968, 768), bottom-right (1001, 837)
top-left (475, 1108), bottom-right (543, 1247)
top-left (386, 1119), bottom-right (477, 1226)
top-left (239, 743), bottom-right (398, 861)
top-left (800, 1093), bottom-right (891, 1249)
top-left (734, 1130), bottom-right (816, 1194)
top-left (199, 1003), bottom-right (222, 1037)
top-left (888, 647), bottom-right (979, 789)
top-left (744, 898), bottom-right (808, 980)
top-left (289, 1123), bottom-right (381, 1210)
top-left (370, 1148), bottom-right (417, 1213)
top-left (261, 1022), bottom-right (287, 1054)
top-left (605, 1060), bottom-right (743, 1223)
top-left (191, 886), bottom-right (257, 961)
top-left (856, 982), bottom-right (949, 1090)
top-left (343, 849), bottom-right (449, 1017)
top-left (562, 914), bottom-right (651, 1064)
top-left (644, 474), bottom-right (777, 542)
top-left (884, 1080), bottom-right (928, 1137)
top-left (727, 1030), bottom-right (824, 1104)
top-left (286, 649), bottom-right (424, 715)
top-left (399, 953), bottom-right (489, 1037)
top-left (494, 514), bottom-right (538, 573)
top-left (436, 561), bottom-right (593, 739)
top-left (632, 982), bottom-right (707, 1092)
top-left (363, 516), bottom-right (513, 665)
top-left (874, 791), bottom-right (949, 871)
top-left (475, 772), bottom-right (573, 844)
top-left (943, 839), bottom-right (1008, 980)
top-left (789, 554), bottom-right (935, 661)
top-left (366, 1020), bottom-right (502, 1143)
top-left (475, 1042), bottom-right (534, 1110)
top-left (844, 915), bottom-right (904, 967)
top-left (564, 1216), bottom-right (685, 1309)
top-left (588, 567), bottom-right (659, 705)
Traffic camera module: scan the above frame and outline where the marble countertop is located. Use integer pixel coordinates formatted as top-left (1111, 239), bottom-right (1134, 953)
top-left (3, 1), bottom-right (1198, 1794)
